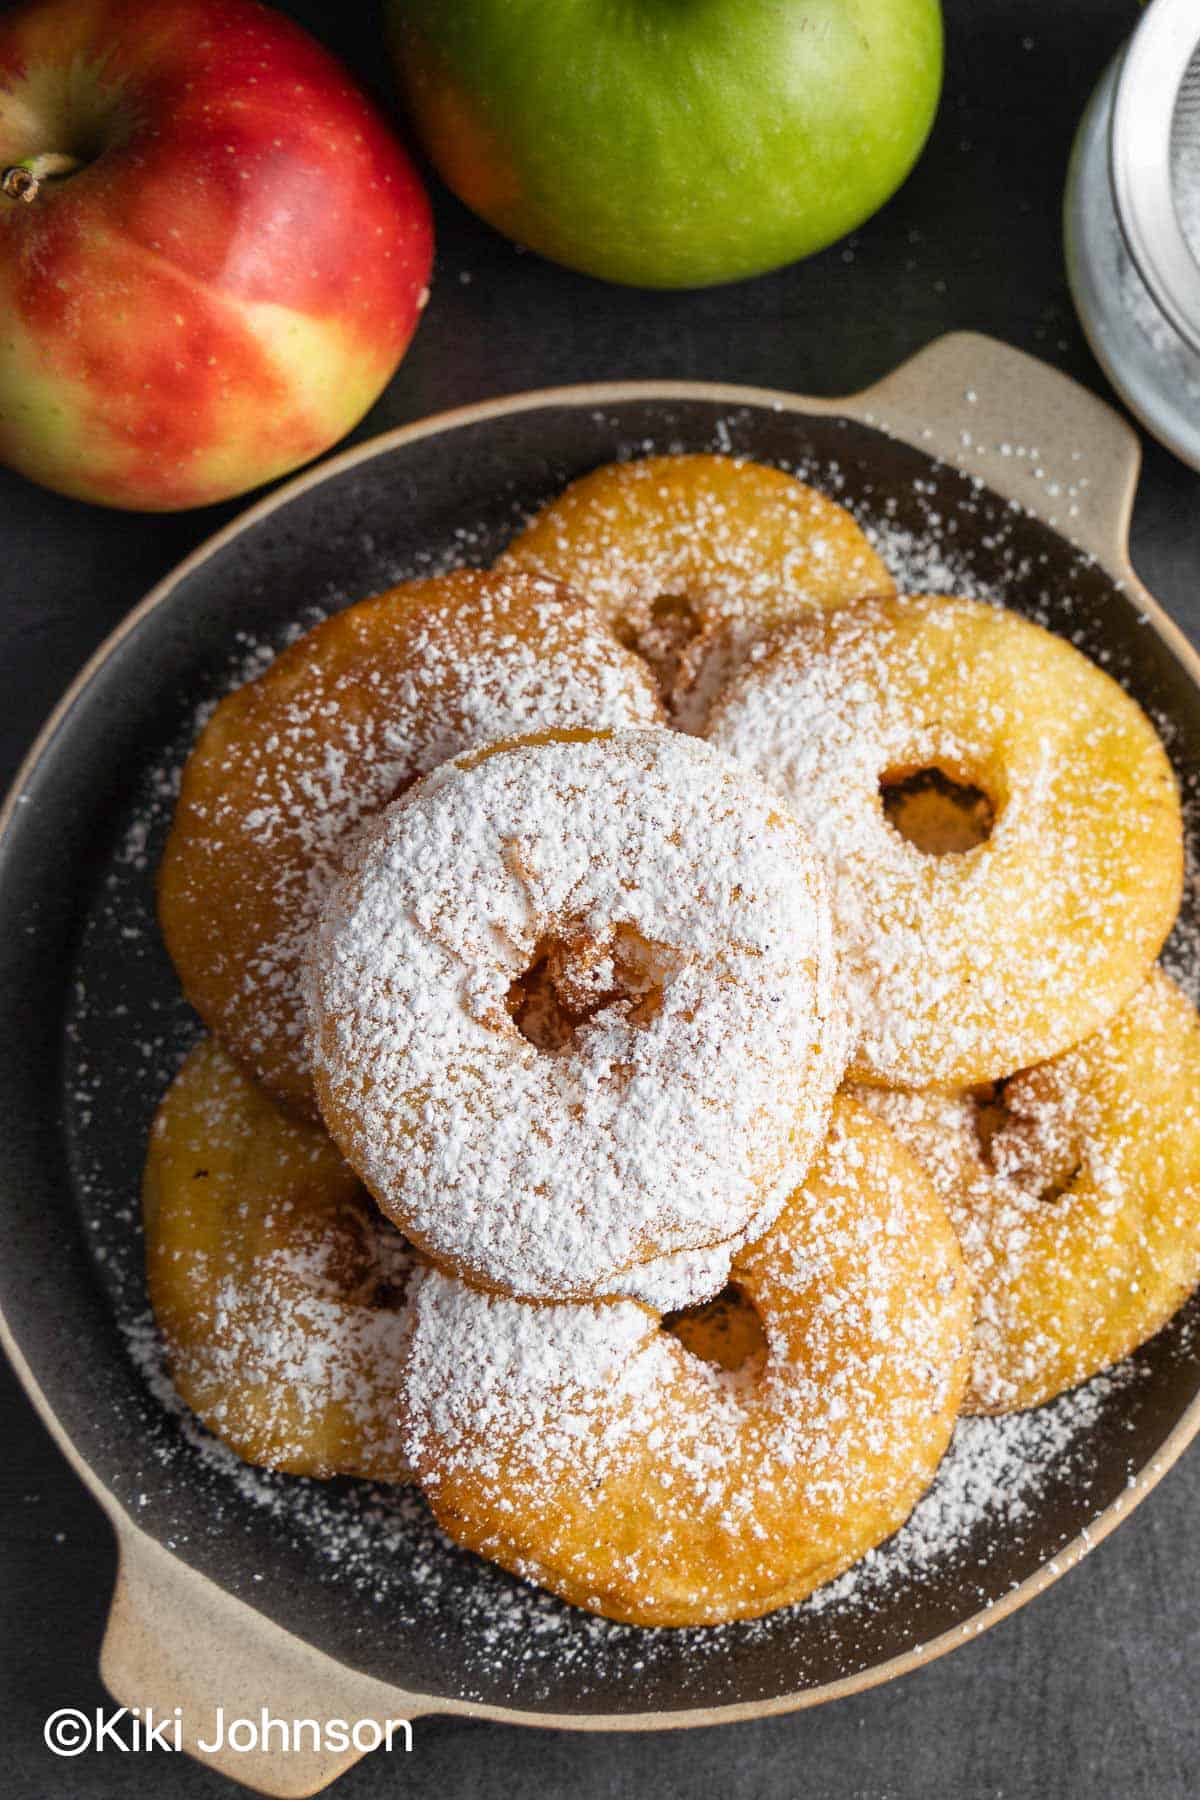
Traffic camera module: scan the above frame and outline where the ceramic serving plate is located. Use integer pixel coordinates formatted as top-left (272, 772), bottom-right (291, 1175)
top-left (2, 333), bottom-right (1199, 1796)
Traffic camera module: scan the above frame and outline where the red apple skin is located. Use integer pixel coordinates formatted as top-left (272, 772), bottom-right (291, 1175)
top-left (0, 0), bottom-right (434, 510)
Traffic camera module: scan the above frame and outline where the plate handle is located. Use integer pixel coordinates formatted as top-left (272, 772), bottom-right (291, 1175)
top-left (101, 1523), bottom-right (428, 1795)
top-left (838, 331), bottom-right (1141, 575)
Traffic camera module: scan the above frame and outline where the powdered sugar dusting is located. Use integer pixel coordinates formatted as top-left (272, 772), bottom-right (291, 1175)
top-left (110, 1282), bottom-right (1155, 1701)
top-left (400, 1102), bottom-right (971, 1630)
top-left (159, 571), bottom-right (663, 1111)
top-left (611, 1237), bottom-right (749, 1311)
top-left (142, 1036), bottom-right (419, 1481)
top-left (1163, 768), bottom-right (1200, 1006)
top-left (310, 730), bottom-right (844, 1300)
top-left (806, 1362), bottom-right (1141, 1615)
top-left (853, 968), bottom-right (1200, 1413)
top-left (498, 453), bottom-right (896, 730)
top-left (708, 593), bottom-right (1182, 1087)
top-left (185, 1242), bottom-right (414, 1478)
top-left (49, 411), bottom-right (1200, 1699)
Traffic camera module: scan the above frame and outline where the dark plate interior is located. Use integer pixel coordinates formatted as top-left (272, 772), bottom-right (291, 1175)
top-left (1, 394), bottom-right (1199, 1717)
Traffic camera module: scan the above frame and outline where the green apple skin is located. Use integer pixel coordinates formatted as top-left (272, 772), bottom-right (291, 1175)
top-left (390, 0), bottom-right (943, 289)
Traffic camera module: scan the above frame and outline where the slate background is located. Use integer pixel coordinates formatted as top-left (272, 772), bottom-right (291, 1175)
top-left (4, 0), bottom-right (1200, 1794)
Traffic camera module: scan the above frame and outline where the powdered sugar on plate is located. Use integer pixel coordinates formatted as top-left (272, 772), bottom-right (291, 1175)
top-left (110, 1291), bottom-right (1152, 1701)
top-left (56, 415), bottom-right (1200, 1705)
top-left (806, 1361), bottom-right (1143, 1617)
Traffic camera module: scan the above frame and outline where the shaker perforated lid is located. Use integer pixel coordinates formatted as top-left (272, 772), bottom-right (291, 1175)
top-left (1112, 0), bottom-right (1200, 356)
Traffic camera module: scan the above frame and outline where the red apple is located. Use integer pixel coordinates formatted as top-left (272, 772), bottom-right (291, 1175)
top-left (0, 0), bottom-right (433, 510)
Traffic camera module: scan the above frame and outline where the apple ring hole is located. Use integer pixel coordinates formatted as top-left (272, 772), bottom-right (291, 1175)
top-left (297, 1198), bottom-right (412, 1309)
top-left (616, 593), bottom-right (708, 712)
top-left (970, 1082), bottom-right (1008, 1167)
top-left (506, 924), bottom-right (673, 1054)
top-left (661, 1284), bottom-right (768, 1374)
top-left (971, 1082), bottom-right (1082, 1204)
top-left (880, 766), bottom-right (995, 855)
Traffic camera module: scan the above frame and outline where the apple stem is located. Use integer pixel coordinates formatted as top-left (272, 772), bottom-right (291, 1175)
top-left (1, 153), bottom-right (84, 203)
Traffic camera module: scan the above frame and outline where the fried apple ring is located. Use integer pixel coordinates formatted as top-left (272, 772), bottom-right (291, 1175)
top-left (854, 970), bottom-right (1200, 1413)
top-left (497, 453), bottom-right (894, 728)
top-left (159, 570), bottom-right (663, 1118)
top-left (309, 728), bottom-right (844, 1303)
top-left (402, 1098), bottom-right (973, 1627)
top-left (707, 594), bottom-right (1183, 1088)
top-left (142, 1037), bottom-right (414, 1481)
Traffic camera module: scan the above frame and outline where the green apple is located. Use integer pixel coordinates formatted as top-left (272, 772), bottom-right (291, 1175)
top-left (389, 0), bottom-right (942, 289)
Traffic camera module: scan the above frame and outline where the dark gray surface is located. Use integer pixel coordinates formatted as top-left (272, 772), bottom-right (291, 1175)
top-left (3, 0), bottom-right (1200, 1794)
